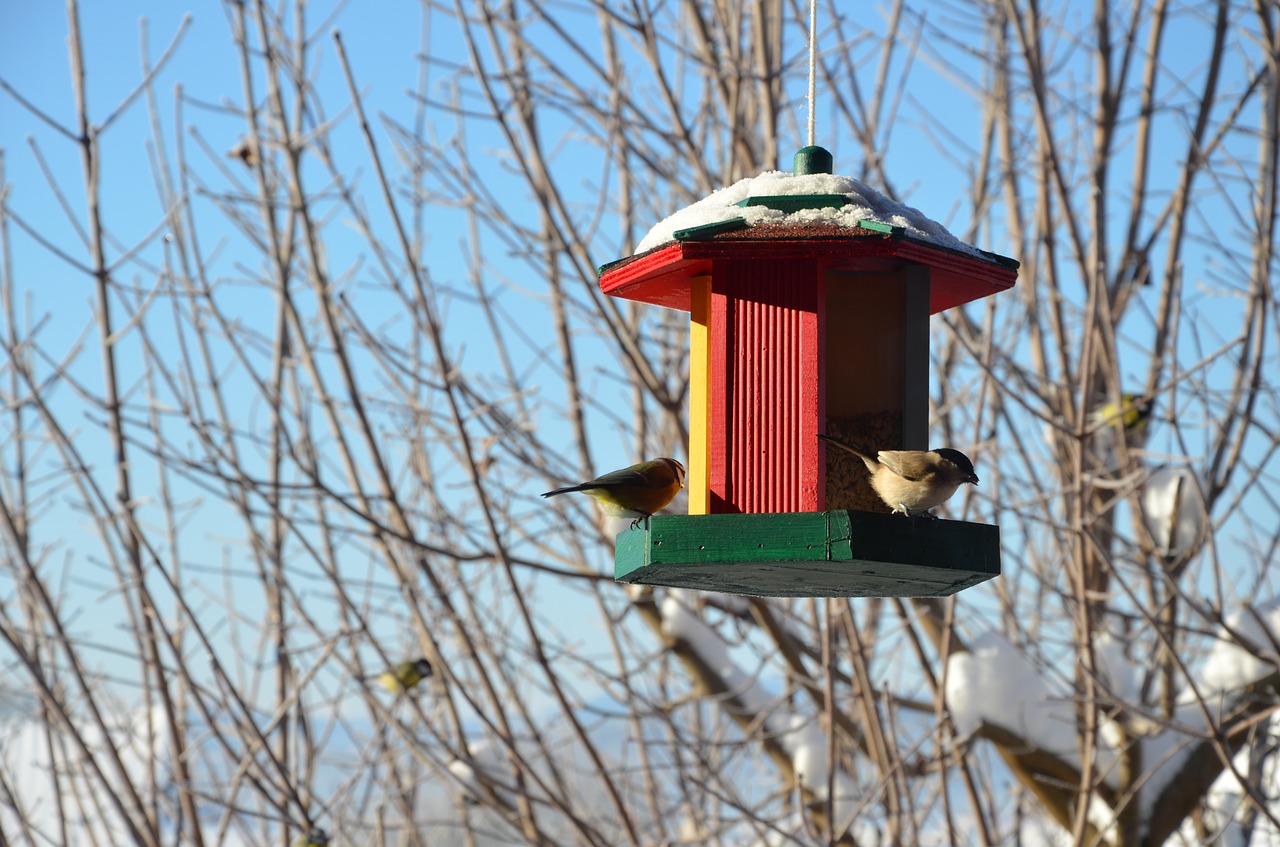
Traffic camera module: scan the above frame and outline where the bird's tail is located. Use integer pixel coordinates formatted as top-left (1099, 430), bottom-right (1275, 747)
top-left (541, 484), bottom-right (598, 498)
top-left (817, 434), bottom-right (878, 467)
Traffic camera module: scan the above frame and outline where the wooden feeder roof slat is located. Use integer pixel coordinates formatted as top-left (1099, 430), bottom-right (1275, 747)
top-left (735, 193), bottom-right (851, 213)
top-left (673, 217), bottom-right (749, 241)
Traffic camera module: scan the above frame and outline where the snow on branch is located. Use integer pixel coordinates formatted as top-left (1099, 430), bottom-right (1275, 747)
top-left (946, 603), bottom-right (1280, 846)
top-left (1199, 601), bottom-right (1280, 699)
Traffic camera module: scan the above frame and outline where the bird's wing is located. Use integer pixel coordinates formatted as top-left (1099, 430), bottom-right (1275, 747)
top-left (874, 451), bottom-right (928, 480)
top-left (589, 461), bottom-right (674, 489)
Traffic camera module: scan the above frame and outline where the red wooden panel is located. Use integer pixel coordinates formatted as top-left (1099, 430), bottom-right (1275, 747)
top-left (709, 289), bottom-right (732, 513)
top-left (714, 259), bottom-right (821, 514)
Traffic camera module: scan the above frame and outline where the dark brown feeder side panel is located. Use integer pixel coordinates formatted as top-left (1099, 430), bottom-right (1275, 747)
top-left (822, 265), bottom-right (930, 512)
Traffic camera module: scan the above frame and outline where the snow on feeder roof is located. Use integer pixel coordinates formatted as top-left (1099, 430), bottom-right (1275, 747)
top-left (636, 170), bottom-right (985, 259)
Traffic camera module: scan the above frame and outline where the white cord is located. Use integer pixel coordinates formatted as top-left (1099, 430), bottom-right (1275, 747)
top-left (807, 0), bottom-right (817, 147)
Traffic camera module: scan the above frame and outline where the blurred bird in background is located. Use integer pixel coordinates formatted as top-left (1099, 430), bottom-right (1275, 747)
top-left (378, 658), bottom-right (434, 693)
top-left (1089, 393), bottom-right (1154, 435)
top-left (294, 829), bottom-right (329, 847)
top-left (1087, 392), bottom-right (1155, 471)
top-left (542, 458), bottom-right (686, 526)
top-left (227, 136), bottom-right (259, 168)
top-left (818, 435), bottom-right (978, 516)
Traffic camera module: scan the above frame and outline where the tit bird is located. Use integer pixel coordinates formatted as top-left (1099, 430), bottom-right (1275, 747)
top-left (818, 435), bottom-right (978, 516)
top-left (1089, 393), bottom-right (1154, 434)
top-left (541, 458), bottom-right (686, 525)
top-left (294, 829), bottom-right (329, 847)
top-left (378, 658), bottom-right (434, 693)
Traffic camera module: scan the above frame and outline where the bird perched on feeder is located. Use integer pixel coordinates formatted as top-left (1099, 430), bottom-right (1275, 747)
top-left (818, 435), bottom-right (978, 516)
top-left (541, 458), bottom-right (686, 526)
top-left (378, 658), bottom-right (434, 693)
top-left (1089, 393), bottom-right (1154, 434)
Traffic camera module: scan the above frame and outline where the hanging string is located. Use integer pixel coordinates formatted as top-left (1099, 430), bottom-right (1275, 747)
top-left (807, 0), bottom-right (818, 147)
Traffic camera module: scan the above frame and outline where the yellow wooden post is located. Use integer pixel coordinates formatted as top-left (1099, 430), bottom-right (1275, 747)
top-left (688, 275), bottom-right (711, 515)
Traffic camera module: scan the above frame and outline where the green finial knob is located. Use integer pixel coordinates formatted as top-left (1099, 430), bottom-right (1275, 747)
top-left (794, 146), bottom-right (833, 175)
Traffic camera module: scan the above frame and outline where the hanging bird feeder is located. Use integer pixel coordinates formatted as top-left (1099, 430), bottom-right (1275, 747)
top-left (600, 147), bottom-right (1018, 597)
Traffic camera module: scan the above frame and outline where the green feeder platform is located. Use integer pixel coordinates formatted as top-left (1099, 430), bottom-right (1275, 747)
top-left (616, 511), bottom-right (999, 598)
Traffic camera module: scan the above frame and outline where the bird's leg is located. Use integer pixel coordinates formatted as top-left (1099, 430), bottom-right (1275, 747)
top-left (897, 504), bottom-right (940, 519)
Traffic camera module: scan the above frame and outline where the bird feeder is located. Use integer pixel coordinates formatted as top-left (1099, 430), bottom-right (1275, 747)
top-left (601, 147), bottom-right (1018, 597)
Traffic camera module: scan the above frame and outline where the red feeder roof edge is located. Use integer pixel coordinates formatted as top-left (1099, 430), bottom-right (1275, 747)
top-left (599, 227), bottom-right (1018, 314)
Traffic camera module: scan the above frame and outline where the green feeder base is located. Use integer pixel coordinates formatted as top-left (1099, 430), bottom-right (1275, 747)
top-left (615, 511), bottom-right (999, 598)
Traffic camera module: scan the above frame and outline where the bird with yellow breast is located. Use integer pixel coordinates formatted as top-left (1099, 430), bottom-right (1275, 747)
top-left (542, 458), bottom-right (686, 527)
top-left (378, 658), bottom-right (434, 694)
